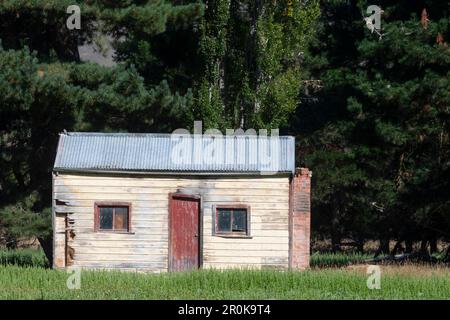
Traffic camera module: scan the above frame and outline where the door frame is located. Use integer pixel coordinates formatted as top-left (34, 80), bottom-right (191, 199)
top-left (168, 193), bottom-right (202, 272)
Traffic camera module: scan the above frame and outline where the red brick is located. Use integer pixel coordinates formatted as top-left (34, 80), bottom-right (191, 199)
top-left (290, 167), bottom-right (311, 270)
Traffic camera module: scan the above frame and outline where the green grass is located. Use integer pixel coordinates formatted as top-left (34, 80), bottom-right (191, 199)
top-left (0, 249), bottom-right (448, 299)
top-left (1, 249), bottom-right (368, 269)
top-left (311, 252), bottom-right (373, 268)
top-left (0, 248), bottom-right (49, 268)
top-left (0, 265), bottom-right (449, 299)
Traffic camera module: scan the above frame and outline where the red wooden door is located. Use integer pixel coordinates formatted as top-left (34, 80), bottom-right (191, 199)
top-left (169, 195), bottom-right (200, 271)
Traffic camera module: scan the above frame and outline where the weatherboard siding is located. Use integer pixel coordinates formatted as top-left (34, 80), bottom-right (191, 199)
top-left (53, 173), bottom-right (290, 271)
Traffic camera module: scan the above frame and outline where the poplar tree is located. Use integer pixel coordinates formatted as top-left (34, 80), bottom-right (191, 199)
top-left (193, 0), bottom-right (320, 130)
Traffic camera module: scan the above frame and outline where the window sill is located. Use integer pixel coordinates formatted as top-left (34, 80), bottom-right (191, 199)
top-left (214, 234), bottom-right (252, 239)
top-left (95, 231), bottom-right (135, 235)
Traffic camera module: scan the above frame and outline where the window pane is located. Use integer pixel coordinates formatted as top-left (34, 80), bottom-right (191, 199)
top-left (217, 209), bottom-right (231, 232)
top-left (99, 207), bottom-right (113, 230)
top-left (114, 207), bottom-right (129, 230)
top-left (232, 209), bottom-right (247, 232)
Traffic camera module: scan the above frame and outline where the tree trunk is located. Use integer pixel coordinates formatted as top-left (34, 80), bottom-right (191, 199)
top-left (375, 238), bottom-right (390, 257)
top-left (419, 239), bottom-right (429, 255)
top-left (391, 240), bottom-right (404, 255)
top-left (331, 234), bottom-right (341, 253)
top-left (430, 238), bottom-right (438, 254)
top-left (356, 238), bottom-right (365, 253)
top-left (405, 239), bottom-right (413, 253)
top-left (38, 237), bottom-right (53, 268)
top-left (330, 208), bottom-right (340, 253)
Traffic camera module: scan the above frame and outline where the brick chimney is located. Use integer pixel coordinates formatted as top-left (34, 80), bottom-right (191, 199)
top-left (290, 168), bottom-right (311, 270)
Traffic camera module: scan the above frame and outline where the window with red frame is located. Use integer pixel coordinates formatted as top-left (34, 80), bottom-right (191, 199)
top-left (95, 203), bottom-right (130, 232)
top-left (215, 207), bottom-right (249, 235)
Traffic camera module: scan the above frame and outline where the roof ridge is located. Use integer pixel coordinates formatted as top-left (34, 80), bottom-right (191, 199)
top-left (63, 132), bottom-right (295, 138)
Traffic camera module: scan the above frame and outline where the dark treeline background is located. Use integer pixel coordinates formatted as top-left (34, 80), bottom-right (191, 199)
top-left (0, 0), bottom-right (449, 261)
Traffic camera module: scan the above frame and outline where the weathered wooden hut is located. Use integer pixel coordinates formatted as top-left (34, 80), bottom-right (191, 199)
top-left (52, 132), bottom-right (311, 272)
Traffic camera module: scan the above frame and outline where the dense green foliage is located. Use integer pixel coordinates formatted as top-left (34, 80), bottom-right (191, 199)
top-left (194, 0), bottom-right (320, 129)
top-left (293, 0), bottom-right (450, 254)
top-left (0, 0), bottom-right (320, 257)
top-left (0, 1), bottom-right (203, 256)
top-left (0, 264), bottom-right (448, 299)
top-left (0, 0), bottom-right (449, 259)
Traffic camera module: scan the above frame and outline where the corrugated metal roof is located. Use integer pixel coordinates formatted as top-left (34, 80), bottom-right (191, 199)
top-left (54, 132), bottom-right (295, 175)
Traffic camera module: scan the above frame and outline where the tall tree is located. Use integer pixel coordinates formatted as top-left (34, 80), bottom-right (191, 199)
top-left (193, 0), bottom-right (320, 130)
top-left (293, 0), bottom-right (450, 253)
top-left (0, 0), bottom-right (203, 259)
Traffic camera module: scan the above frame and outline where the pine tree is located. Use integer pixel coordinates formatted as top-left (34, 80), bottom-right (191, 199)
top-left (294, 0), bottom-right (450, 253)
top-left (0, 1), bottom-right (203, 260)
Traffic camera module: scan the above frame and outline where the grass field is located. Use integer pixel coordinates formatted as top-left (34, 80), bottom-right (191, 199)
top-left (0, 249), bottom-right (449, 299)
